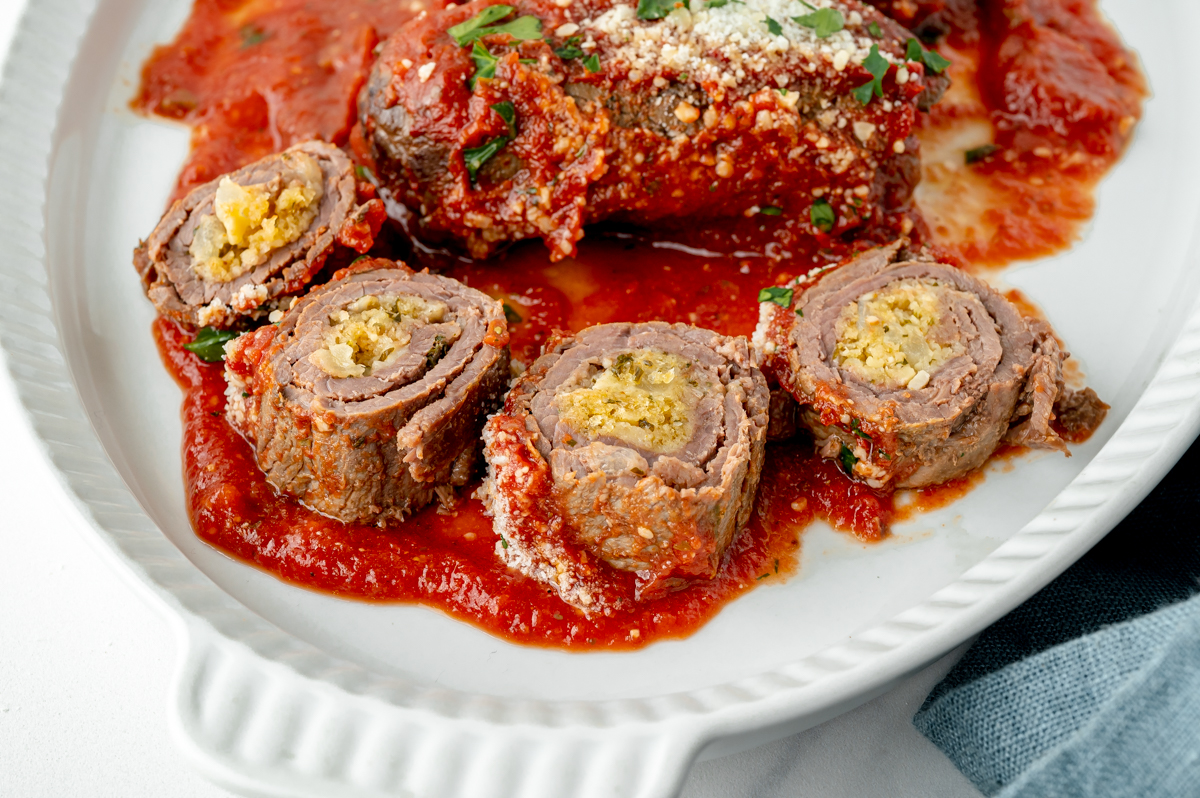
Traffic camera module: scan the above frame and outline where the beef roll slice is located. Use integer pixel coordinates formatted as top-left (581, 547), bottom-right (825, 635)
top-left (136, 141), bottom-right (385, 328)
top-left (360, 0), bottom-right (947, 260)
top-left (482, 322), bottom-right (769, 613)
top-left (755, 242), bottom-right (1108, 488)
top-left (224, 261), bottom-right (510, 523)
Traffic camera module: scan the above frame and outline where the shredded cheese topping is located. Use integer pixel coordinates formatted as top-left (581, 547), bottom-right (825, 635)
top-left (308, 294), bottom-right (449, 379)
top-left (189, 151), bottom-right (324, 283)
top-left (555, 348), bottom-right (707, 454)
top-left (832, 278), bottom-right (964, 390)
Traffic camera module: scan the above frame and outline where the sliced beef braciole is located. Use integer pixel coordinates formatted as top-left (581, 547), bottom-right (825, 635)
top-left (360, 0), bottom-right (946, 260)
top-left (755, 242), bottom-right (1107, 488)
top-left (135, 140), bottom-right (385, 328)
top-left (481, 322), bottom-right (769, 613)
top-left (223, 260), bottom-right (511, 523)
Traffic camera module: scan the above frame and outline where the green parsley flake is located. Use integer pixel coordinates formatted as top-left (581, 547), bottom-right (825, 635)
top-left (184, 327), bottom-right (239, 362)
top-left (554, 35), bottom-right (584, 60)
top-left (839, 443), bottom-right (859, 476)
top-left (867, 20), bottom-right (883, 38)
top-left (765, 15), bottom-right (783, 36)
top-left (758, 286), bottom-right (794, 308)
top-left (759, 205), bottom-right (783, 216)
top-left (636, 0), bottom-right (676, 20)
top-left (464, 136), bottom-right (509, 181)
top-left (852, 44), bottom-right (889, 105)
top-left (906, 37), bottom-right (951, 74)
top-left (810, 198), bottom-right (835, 233)
top-left (468, 41), bottom-right (498, 90)
top-left (850, 417), bottom-right (872, 442)
top-left (793, 7), bottom-right (844, 38)
top-left (503, 303), bottom-right (523, 324)
top-left (491, 101), bottom-right (517, 136)
top-left (448, 5), bottom-right (543, 47)
top-left (965, 143), bottom-right (1000, 165)
top-left (583, 53), bottom-right (601, 72)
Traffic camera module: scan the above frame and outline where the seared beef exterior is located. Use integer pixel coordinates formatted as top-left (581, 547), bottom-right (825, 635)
top-left (135, 141), bottom-right (383, 329)
top-left (360, 0), bottom-right (947, 260)
top-left (481, 322), bottom-right (769, 613)
top-left (755, 242), bottom-right (1107, 488)
top-left (224, 261), bottom-right (510, 523)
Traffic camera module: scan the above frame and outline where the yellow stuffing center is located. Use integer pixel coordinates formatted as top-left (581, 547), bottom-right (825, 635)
top-left (555, 349), bottom-right (706, 454)
top-left (833, 278), bottom-right (965, 390)
top-left (308, 294), bottom-right (449, 379)
top-left (188, 151), bottom-right (325, 283)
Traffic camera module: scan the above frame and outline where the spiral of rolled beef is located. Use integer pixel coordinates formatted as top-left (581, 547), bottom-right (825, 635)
top-left (135, 140), bottom-right (383, 328)
top-left (481, 322), bottom-right (769, 612)
top-left (223, 260), bottom-right (511, 523)
top-left (755, 242), bottom-right (1107, 488)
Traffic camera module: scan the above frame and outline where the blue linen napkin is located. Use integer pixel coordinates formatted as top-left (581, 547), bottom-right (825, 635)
top-left (913, 439), bottom-right (1200, 797)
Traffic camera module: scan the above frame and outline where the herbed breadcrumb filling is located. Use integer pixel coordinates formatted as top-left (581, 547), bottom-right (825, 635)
top-left (833, 278), bottom-right (964, 390)
top-left (308, 293), bottom-right (450, 379)
top-left (555, 348), bottom-right (708, 454)
top-left (189, 151), bottom-right (324, 283)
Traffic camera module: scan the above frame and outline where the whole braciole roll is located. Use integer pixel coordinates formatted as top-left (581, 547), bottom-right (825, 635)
top-left (135, 140), bottom-right (384, 328)
top-left (481, 322), bottom-right (769, 613)
top-left (755, 242), bottom-right (1107, 488)
top-left (224, 260), bottom-right (511, 523)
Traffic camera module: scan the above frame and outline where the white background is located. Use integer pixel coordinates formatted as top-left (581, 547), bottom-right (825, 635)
top-left (0, 0), bottom-right (985, 794)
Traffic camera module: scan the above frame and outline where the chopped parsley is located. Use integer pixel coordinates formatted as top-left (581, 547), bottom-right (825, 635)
top-left (240, 24), bottom-right (269, 48)
top-left (491, 101), bottom-right (517, 136)
top-left (636, 0), bottom-right (677, 20)
top-left (463, 136), bottom-right (509, 181)
top-left (965, 143), bottom-right (1000, 165)
top-left (184, 327), bottom-right (239, 362)
top-left (758, 286), bottom-right (793, 308)
top-left (853, 45), bottom-right (889, 105)
top-left (765, 15), bottom-right (783, 36)
top-left (867, 20), bottom-right (883, 38)
top-left (810, 198), bottom-right (835, 233)
top-left (850, 417), bottom-right (872, 442)
top-left (839, 443), bottom-right (859, 476)
top-left (793, 4), bottom-right (844, 38)
top-left (500, 536), bottom-right (509, 549)
top-left (503, 303), bottom-right (523, 324)
top-left (905, 37), bottom-right (951, 74)
top-left (759, 205), bottom-right (783, 216)
top-left (448, 6), bottom-right (542, 47)
top-left (583, 53), bottom-right (601, 73)
top-left (425, 334), bottom-right (451, 369)
top-left (353, 164), bottom-right (377, 183)
top-left (554, 35), bottom-right (584, 60)
top-left (468, 41), bottom-right (498, 90)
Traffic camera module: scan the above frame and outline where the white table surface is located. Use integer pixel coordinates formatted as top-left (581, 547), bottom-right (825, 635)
top-left (0, 1), bottom-right (984, 794)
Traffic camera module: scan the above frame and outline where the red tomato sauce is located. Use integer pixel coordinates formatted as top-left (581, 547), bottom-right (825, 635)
top-left (138, 0), bottom-right (1140, 647)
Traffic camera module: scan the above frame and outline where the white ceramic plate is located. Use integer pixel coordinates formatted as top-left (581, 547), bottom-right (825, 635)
top-left (3, 0), bottom-right (1198, 796)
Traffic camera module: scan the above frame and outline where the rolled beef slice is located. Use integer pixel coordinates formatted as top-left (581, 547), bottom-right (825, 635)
top-left (481, 322), bottom-right (769, 614)
top-left (754, 241), bottom-right (1108, 488)
top-left (135, 140), bottom-right (384, 328)
top-left (360, 0), bottom-right (947, 260)
top-left (224, 260), bottom-right (511, 523)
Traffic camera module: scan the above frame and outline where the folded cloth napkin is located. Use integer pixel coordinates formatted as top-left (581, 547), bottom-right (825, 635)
top-left (913, 438), bottom-right (1200, 798)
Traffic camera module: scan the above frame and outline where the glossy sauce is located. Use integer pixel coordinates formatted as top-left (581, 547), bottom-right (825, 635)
top-left (140, 0), bottom-right (1141, 647)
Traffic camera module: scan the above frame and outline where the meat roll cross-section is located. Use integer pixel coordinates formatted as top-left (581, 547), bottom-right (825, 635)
top-left (482, 322), bottom-right (769, 614)
top-left (755, 242), bottom-right (1107, 488)
top-left (135, 141), bottom-right (385, 328)
top-left (223, 260), bottom-right (511, 523)
top-left (360, 0), bottom-right (948, 260)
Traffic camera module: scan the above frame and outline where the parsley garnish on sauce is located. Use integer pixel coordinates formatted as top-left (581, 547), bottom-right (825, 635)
top-left (503, 303), bottom-right (523, 324)
top-left (965, 143), bottom-right (1000, 165)
top-left (810, 198), bottom-right (835, 233)
top-left (448, 5), bottom-right (543, 47)
top-left (491, 101), bottom-right (517, 136)
top-left (758, 286), bottom-right (794, 308)
top-left (583, 53), bottom-right (601, 73)
top-left (464, 136), bottom-right (510, 181)
top-left (637, 0), bottom-right (677, 20)
top-left (850, 417), bottom-right (872, 442)
top-left (759, 205), bottom-right (783, 216)
top-left (905, 37), bottom-right (950, 74)
top-left (765, 15), bottom-right (784, 36)
top-left (839, 443), bottom-right (859, 476)
top-left (867, 20), bottom-right (883, 38)
top-left (554, 35), bottom-right (584, 60)
top-left (184, 327), bottom-right (239, 362)
top-left (793, 4), bottom-right (844, 38)
top-left (468, 42), bottom-right (498, 90)
top-left (853, 44), bottom-right (889, 105)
